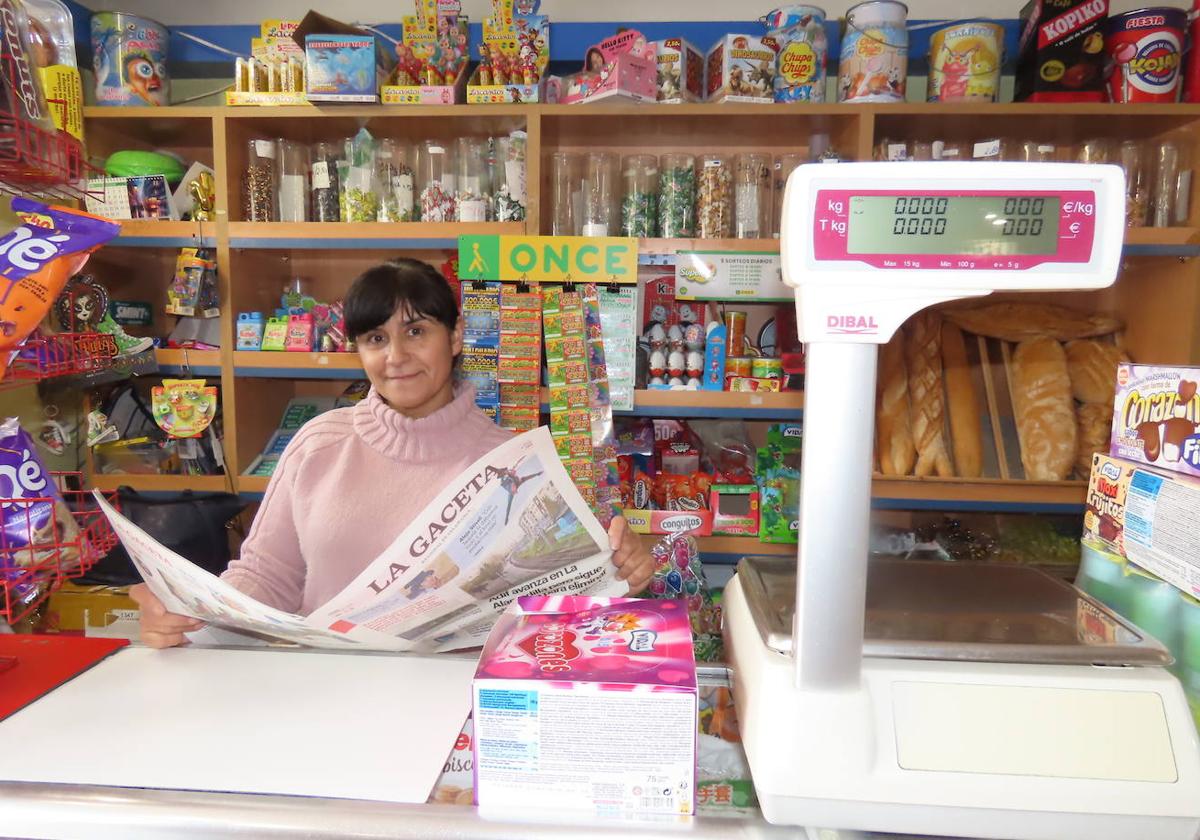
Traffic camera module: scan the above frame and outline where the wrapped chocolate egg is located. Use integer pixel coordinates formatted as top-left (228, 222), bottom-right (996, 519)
top-left (667, 324), bottom-right (685, 353)
top-left (646, 322), bottom-right (666, 351)
top-left (685, 350), bottom-right (703, 379)
top-left (683, 322), bottom-right (705, 351)
top-left (678, 303), bottom-right (701, 325)
top-left (668, 350), bottom-right (685, 378)
top-left (649, 376), bottom-right (665, 386)
top-left (686, 376), bottom-right (701, 388)
top-left (649, 349), bottom-right (666, 378)
top-left (668, 376), bottom-right (684, 387)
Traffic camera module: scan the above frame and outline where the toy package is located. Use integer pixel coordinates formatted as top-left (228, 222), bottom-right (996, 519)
top-left (166, 248), bottom-right (216, 317)
top-left (151, 379), bottom-right (218, 439)
top-left (0, 198), bottom-right (122, 380)
top-left (467, 0), bottom-right (549, 103)
top-left (0, 417), bottom-right (82, 611)
top-left (652, 38), bottom-right (704, 103)
top-left (706, 35), bottom-right (776, 103)
top-left (553, 29), bottom-right (657, 105)
top-left (227, 19), bottom-right (307, 105)
top-left (757, 422), bottom-right (802, 543)
top-left (473, 595), bottom-right (697, 815)
top-left (1110, 363), bottom-right (1200, 479)
top-left (383, 0), bottom-right (470, 104)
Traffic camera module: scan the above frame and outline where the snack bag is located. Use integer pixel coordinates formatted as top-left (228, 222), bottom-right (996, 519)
top-left (0, 417), bottom-right (80, 607)
top-left (0, 198), bottom-right (121, 379)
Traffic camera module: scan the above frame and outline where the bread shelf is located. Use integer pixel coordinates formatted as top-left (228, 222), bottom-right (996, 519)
top-left (90, 474), bottom-right (231, 493)
top-left (872, 477), bottom-right (1086, 511)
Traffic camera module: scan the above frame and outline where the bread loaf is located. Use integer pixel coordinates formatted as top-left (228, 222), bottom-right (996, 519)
top-left (1012, 338), bottom-right (1077, 481)
top-left (1076, 403), bottom-right (1114, 479)
top-left (876, 334), bottom-right (916, 476)
top-left (905, 311), bottom-right (953, 477)
top-left (943, 303), bottom-right (1121, 342)
top-left (941, 321), bottom-right (983, 478)
top-left (1065, 340), bottom-right (1126, 405)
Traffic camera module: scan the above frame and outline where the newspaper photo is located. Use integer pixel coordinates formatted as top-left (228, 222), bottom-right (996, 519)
top-left (95, 426), bottom-right (625, 651)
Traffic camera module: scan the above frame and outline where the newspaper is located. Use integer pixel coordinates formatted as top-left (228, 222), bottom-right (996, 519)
top-left (95, 426), bottom-right (625, 651)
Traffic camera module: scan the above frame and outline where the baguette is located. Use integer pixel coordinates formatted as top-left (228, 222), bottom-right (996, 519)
top-left (943, 303), bottom-right (1121, 342)
top-left (1011, 338), bottom-right (1077, 481)
top-left (905, 311), bottom-right (953, 477)
top-left (876, 334), bottom-right (916, 476)
top-left (1065, 339), bottom-right (1126, 405)
top-left (941, 321), bottom-right (983, 478)
top-left (1076, 403), bottom-right (1114, 479)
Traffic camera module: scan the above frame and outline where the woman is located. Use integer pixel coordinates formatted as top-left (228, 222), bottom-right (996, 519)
top-left (134, 259), bottom-right (654, 647)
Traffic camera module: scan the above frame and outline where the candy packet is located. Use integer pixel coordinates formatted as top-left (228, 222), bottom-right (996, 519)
top-left (0, 417), bottom-right (81, 609)
top-left (0, 198), bottom-right (122, 379)
top-left (646, 530), bottom-right (723, 661)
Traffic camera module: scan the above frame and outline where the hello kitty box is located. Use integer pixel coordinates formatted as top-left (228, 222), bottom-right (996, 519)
top-left (472, 595), bottom-right (697, 815)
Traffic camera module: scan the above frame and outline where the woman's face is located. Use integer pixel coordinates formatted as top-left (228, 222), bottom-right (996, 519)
top-left (357, 306), bottom-right (463, 418)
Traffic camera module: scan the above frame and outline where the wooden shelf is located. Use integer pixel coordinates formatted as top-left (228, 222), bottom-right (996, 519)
top-left (84, 106), bottom-right (220, 119)
top-left (624, 388), bottom-right (801, 418)
top-left (696, 536), bottom-right (794, 559)
top-left (90, 474), bottom-right (231, 493)
top-left (238, 475), bottom-right (270, 494)
top-left (227, 221), bottom-right (523, 249)
top-left (115, 220), bottom-right (215, 247)
top-left (155, 348), bottom-right (222, 374)
top-left (872, 477), bottom-right (1086, 510)
top-left (1124, 227), bottom-right (1200, 246)
top-left (233, 351), bottom-right (363, 378)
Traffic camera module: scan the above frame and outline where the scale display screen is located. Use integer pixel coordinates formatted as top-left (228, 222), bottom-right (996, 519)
top-left (846, 195), bottom-right (1061, 256)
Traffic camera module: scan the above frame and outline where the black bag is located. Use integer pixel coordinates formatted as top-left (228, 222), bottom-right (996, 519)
top-left (78, 489), bottom-right (245, 586)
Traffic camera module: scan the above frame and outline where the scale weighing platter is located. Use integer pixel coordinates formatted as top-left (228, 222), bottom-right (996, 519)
top-left (737, 556), bottom-right (1170, 667)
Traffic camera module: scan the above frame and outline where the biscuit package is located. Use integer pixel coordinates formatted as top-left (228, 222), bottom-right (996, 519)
top-left (0, 417), bottom-right (81, 608)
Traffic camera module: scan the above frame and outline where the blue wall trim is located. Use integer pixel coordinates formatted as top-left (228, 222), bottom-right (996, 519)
top-left (71, 16), bottom-right (1022, 79)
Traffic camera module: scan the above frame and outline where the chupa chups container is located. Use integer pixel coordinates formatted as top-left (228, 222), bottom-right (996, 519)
top-left (90, 11), bottom-right (169, 106)
top-left (838, 0), bottom-right (907, 103)
top-left (761, 5), bottom-right (828, 102)
top-left (1104, 7), bottom-right (1186, 103)
top-left (1015, 0), bottom-right (1109, 102)
top-left (927, 21), bottom-right (1004, 102)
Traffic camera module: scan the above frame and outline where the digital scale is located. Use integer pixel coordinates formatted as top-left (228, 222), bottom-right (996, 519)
top-left (722, 162), bottom-right (1200, 840)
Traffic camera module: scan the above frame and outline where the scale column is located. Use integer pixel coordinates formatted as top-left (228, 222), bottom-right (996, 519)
top-left (793, 340), bottom-right (878, 690)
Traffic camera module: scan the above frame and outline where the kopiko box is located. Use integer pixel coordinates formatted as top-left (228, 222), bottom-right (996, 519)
top-left (1015, 0), bottom-right (1109, 102)
top-left (1110, 363), bottom-right (1200, 478)
top-left (473, 595), bottom-right (697, 816)
top-left (653, 38), bottom-right (704, 102)
top-left (1084, 453), bottom-right (1200, 599)
top-left (706, 34), bottom-right (777, 103)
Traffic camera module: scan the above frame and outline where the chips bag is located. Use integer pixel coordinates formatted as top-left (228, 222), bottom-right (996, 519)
top-left (0, 417), bottom-right (80, 610)
top-left (0, 198), bottom-right (121, 379)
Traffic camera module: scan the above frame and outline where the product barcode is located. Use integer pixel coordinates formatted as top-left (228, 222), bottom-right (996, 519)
top-left (639, 797), bottom-right (669, 809)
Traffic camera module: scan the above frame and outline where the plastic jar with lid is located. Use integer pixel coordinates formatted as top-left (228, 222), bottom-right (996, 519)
top-left (376, 139), bottom-right (415, 222)
top-left (549, 152), bottom-right (581, 235)
top-left (620, 154), bottom-right (658, 238)
top-left (658, 153), bottom-right (696, 238)
top-left (243, 138), bottom-right (276, 222)
top-left (456, 137), bottom-right (491, 223)
top-left (310, 141), bottom-right (343, 222)
top-left (492, 131), bottom-right (527, 222)
top-left (416, 140), bottom-right (457, 223)
top-left (734, 152), bottom-right (771, 239)
top-left (276, 139), bottom-right (309, 223)
top-left (697, 153), bottom-right (733, 239)
top-left (582, 152), bottom-right (619, 237)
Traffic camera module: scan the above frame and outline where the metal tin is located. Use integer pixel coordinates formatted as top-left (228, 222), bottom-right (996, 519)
top-left (838, 0), bottom-right (907, 103)
top-left (724, 310), bottom-right (747, 354)
top-left (90, 11), bottom-right (170, 106)
top-left (752, 357), bottom-right (784, 379)
top-left (761, 5), bottom-right (828, 102)
top-left (725, 356), bottom-right (753, 378)
top-left (927, 21), bottom-right (1004, 102)
top-left (1105, 8), bottom-right (1186, 103)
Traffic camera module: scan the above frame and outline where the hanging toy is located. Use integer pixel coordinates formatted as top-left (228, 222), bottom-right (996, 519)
top-left (54, 275), bottom-right (109, 333)
top-left (86, 410), bottom-right (119, 447)
top-left (37, 404), bottom-right (71, 456)
top-left (151, 379), bottom-right (217, 439)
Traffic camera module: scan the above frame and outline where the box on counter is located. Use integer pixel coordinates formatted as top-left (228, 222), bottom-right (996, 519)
top-left (705, 34), bottom-right (776, 103)
top-left (1014, 0), bottom-right (1109, 102)
top-left (36, 583), bottom-right (140, 640)
top-left (473, 596), bottom-right (697, 816)
top-left (1084, 453), bottom-right (1200, 599)
top-left (653, 38), bottom-right (704, 103)
top-left (710, 484), bottom-right (760, 537)
top-left (623, 507), bottom-right (714, 537)
top-left (1111, 363), bottom-right (1200, 479)
top-left (551, 30), bottom-right (657, 105)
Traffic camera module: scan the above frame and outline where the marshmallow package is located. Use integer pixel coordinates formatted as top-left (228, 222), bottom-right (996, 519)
top-left (472, 595), bottom-right (697, 816)
top-left (1111, 363), bottom-right (1200, 478)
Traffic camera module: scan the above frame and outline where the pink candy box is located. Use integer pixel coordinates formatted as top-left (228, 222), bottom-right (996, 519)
top-left (473, 595), bottom-right (697, 815)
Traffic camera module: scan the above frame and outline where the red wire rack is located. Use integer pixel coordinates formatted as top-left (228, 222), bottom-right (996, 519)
top-left (4, 332), bottom-right (119, 383)
top-left (1, 473), bottom-right (119, 625)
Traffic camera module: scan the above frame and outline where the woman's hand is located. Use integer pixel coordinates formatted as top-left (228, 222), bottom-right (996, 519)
top-left (608, 516), bottom-right (655, 595)
top-left (129, 583), bottom-right (205, 649)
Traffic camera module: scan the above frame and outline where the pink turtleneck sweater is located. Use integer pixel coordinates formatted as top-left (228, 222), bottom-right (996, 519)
top-left (221, 386), bottom-right (512, 615)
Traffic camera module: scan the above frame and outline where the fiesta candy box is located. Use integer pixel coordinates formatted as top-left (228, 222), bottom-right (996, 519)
top-left (473, 595), bottom-right (697, 815)
top-left (1110, 363), bottom-right (1200, 479)
top-left (652, 38), bottom-right (704, 102)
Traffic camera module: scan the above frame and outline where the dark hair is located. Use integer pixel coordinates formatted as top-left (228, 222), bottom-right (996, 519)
top-left (344, 258), bottom-right (458, 341)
